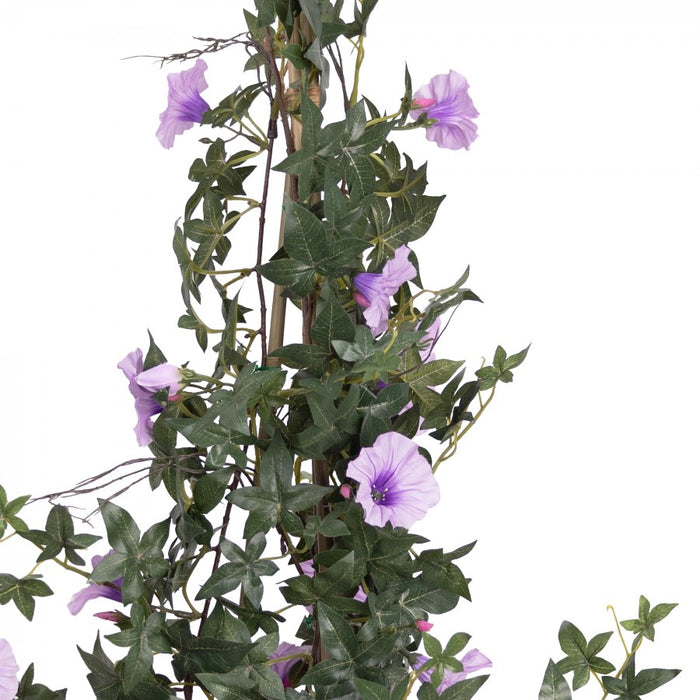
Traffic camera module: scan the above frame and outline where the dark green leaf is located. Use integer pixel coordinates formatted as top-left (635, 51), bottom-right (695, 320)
top-left (353, 678), bottom-right (390, 700)
top-left (0, 573), bottom-right (52, 620)
top-left (317, 601), bottom-right (359, 661)
top-left (539, 659), bottom-right (573, 700)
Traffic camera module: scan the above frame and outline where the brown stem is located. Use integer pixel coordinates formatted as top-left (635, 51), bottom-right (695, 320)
top-left (255, 113), bottom-right (278, 367)
top-left (196, 473), bottom-right (240, 636)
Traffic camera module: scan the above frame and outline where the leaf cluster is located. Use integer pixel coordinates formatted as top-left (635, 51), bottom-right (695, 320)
top-left (538, 599), bottom-right (680, 699)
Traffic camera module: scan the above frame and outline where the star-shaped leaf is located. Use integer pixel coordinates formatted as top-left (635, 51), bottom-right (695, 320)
top-left (228, 435), bottom-right (332, 538)
top-left (556, 621), bottom-right (615, 690)
top-left (620, 595), bottom-right (678, 643)
top-left (0, 485), bottom-right (29, 537)
top-left (91, 501), bottom-right (170, 604)
top-left (601, 654), bottom-right (680, 698)
top-left (0, 573), bottom-right (52, 620)
top-left (106, 605), bottom-right (171, 692)
top-left (19, 504), bottom-right (101, 565)
top-left (196, 533), bottom-right (278, 608)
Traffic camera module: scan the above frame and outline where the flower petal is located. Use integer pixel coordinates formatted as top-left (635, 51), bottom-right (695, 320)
top-left (346, 432), bottom-right (439, 529)
top-left (136, 363), bottom-right (181, 398)
top-left (156, 59), bottom-right (211, 149)
top-left (411, 70), bottom-right (479, 150)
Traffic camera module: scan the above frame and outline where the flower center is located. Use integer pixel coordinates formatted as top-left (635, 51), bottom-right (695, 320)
top-left (371, 483), bottom-right (389, 502)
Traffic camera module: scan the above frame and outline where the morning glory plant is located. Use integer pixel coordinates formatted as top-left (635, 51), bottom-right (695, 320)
top-left (0, 2), bottom-right (680, 699)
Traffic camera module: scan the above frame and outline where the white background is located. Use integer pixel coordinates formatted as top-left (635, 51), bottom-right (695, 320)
top-left (1, 0), bottom-right (698, 697)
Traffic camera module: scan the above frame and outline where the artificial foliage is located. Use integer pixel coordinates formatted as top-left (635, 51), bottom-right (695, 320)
top-left (0, 1), bottom-right (680, 698)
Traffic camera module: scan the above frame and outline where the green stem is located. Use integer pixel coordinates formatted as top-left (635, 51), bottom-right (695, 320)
top-left (348, 35), bottom-right (365, 106)
top-left (432, 385), bottom-right (496, 474)
top-left (26, 543), bottom-right (93, 579)
top-left (402, 670), bottom-right (419, 699)
top-left (608, 604), bottom-right (630, 657)
top-left (600, 605), bottom-right (644, 700)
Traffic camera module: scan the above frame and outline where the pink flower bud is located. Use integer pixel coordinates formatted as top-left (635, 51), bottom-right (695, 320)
top-left (93, 611), bottom-right (123, 623)
top-left (412, 97), bottom-right (436, 109)
top-left (415, 620), bottom-right (433, 632)
top-left (353, 290), bottom-right (371, 309)
top-left (339, 484), bottom-right (353, 499)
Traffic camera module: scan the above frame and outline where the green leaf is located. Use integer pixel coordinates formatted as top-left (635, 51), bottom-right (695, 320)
top-left (439, 676), bottom-right (489, 700)
top-left (620, 595), bottom-right (678, 642)
top-left (415, 549), bottom-right (471, 601)
top-left (417, 683), bottom-right (440, 700)
top-left (503, 343), bottom-right (530, 370)
top-left (19, 505), bottom-right (101, 566)
top-left (444, 632), bottom-right (470, 657)
top-left (78, 635), bottom-right (121, 700)
top-left (353, 678), bottom-right (390, 700)
top-left (193, 468), bottom-right (235, 514)
top-left (144, 330), bottom-right (168, 369)
top-left (629, 667), bottom-right (681, 694)
top-left (539, 659), bottom-right (573, 700)
top-left (99, 500), bottom-right (141, 554)
top-left (259, 258), bottom-right (316, 292)
top-left (422, 633), bottom-right (442, 659)
top-left (405, 359), bottom-right (463, 388)
top-left (556, 621), bottom-right (615, 690)
top-left (317, 601), bottom-right (359, 661)
top-left (197, 534), bottom-right (277, 608)
top-left (0, 488), bottom-right (30, 538)
top-left (92, 505), bottom-right (169, 604)
top-left (0, 573), bottom-right (52, 620)
top-left (378, 195), bottom-right (445, 251)
top-left (195, 671), bottom-right (261, 700)
top-left (273, 91), bottom-right (324, 201)
top-left (267, 344), bottom-right (330, 374)
top-left (476, 344), bottom-right (530, 388)
top-left (17, 662), bottom-right (67, 699)
top-left (311, 286), bottom-right (356, 350)
top-left (283, 197), bottom-right (328, 265)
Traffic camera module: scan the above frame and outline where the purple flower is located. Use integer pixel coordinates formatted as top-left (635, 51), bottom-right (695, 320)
top-left (156, 59), bottom-right (210, 149)
top-left (118, 349), bottom-right (182, 446)
top-left (68, 553), bottom-right (123, 615)
top-left (346, 432), bottom-right (439, 528)
top-left (410, 70), bottom-right (479, 151)
top-left (0, 639), bottom-right (19, 700)
top-left (414, 648), bottom-right (492, 694)
top-left (353, 246), bottom-right (417, 335)
top-left (269, 641), bottom-right (311, 688)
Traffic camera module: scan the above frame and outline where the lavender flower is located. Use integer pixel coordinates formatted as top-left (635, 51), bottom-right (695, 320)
top-left (346, 432), bottom-right (439, 528)
top-left (414, 648), bottom-right (492, 694)
top-left (269, 641), bottom-right (311, 688)
top-left (156, 59), bottom-right (210, 149)
top-left (0, 639), bottom-right (19, 700)
top-left (118, 349), bottom-right (181, 446)
top-left (410, 70), bottom-right (479, 151)
top-left (68, 553), bottom-right (123, 615)
top-left (353, 246), bottom-right (417, 335)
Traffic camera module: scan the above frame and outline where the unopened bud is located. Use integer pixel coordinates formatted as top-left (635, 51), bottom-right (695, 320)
top-left (94, 611), bottom-right (126, 624)
top-left (339, 484), bottom-right (353, 499)
top-left (412, 97), bottom-right (436, 110)
top-left (415, 620), bottom-right (433, 632)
